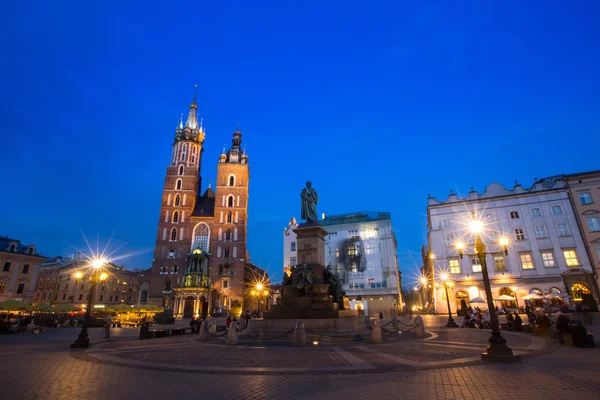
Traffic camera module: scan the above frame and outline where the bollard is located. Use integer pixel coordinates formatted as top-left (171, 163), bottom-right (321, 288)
top-left (392, 315), bottom-right (399, 330)
top-left (414, 316), bottom-right (425, 338)
top-left (199, 320), bottom-right (209, 342)
top-left (294, 320), bottom-right (306, 347)
top-left (371, 320), bottom-right (383, 344)
top-left (228, 321), bottom-right (239, 345)
top-left (209, 320), bottom-right (217, 335)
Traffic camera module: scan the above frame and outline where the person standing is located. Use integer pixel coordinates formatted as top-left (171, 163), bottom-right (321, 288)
top-left (103, 315), bottom-right (112, 339)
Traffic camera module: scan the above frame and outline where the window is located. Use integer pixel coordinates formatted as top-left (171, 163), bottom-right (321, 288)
top-left (557, 223), bottom-right (569, 237)
top-left (520, 253), bottom-right (534, 270)
top-left (16, 283), bottom-right (25, 294)
top-left (563, 250), bottom-right (580, 267)
top-left (229, 175), bottom-right (235, 186)
top-left (176, 179), bottom-right (182, 190)
top-left (227, 212), bottom-right (233, 223)
top-left (530, 208), bottom-right (542, 217)
top-left (449, 259), bottom-right (460, 274)
top-left (510, 211), bottom-right (520, 219)
top-left (192, 223), bottom-right (210, 252)
top-left (541, 251), bottom-right (555, 267)
top-left (485, 214), bottom-right (495, 222)
top-left (551, 206), bottom-right (563, 215)
top-left (442, 219), bottom-right (453, 228)
top-left (290, 257), bottom-right (297, 267)
top-left (178, 165), bottom-right (184, 175)
top-left (587, 217), bottom-right (600, 232)
top-left (445, 234), bottom-right (456, 247)
top-left (223, 280), bottom-right (229, 289)
top-left (471, 258), bottom-right (481, 273)
top-left (22, 264), bottom-right (30, 274)
top-left (291, 242), bottom-right (296, 251)
top-left (173, 211), bottom-right (179, 223)
top-left (172, 265), bottom-right (178, 274)
top-left (579, 193), bottom-right (593, 205)
top-left (530, 288), bottom-right (543, 295)
top-left (571, 283), bottom-right (590, 301)
top-left (489, 231), bottom-right (499, 243)
top-left (140, 290), bottom-right (148, 303)
top-left (9, 244), bottom-right (15, 252)
top-left (3, 262), bottom-right (11, 272)
top-left (115, 295), bottom-right (119, 301)
top-left (514, 228), bottom-right (525, 240)
top-left (535, 226), bottom-right (547, 239)
top-left (224, 249), bottom-right (230, 259)
top-left (99, 295), bottom-right (104, 301)
top-left (225, 229), bottom-right (232, 241)
top-left (109, 295), bottom-right (113, 301)
top-left (78, 294), bottom-right (83, 301)
top-left (174, 195), bottom-right (180, 206)
top-left (227, 196), bottom-right (234, 207)
top-left (493, 256), bottom-right (506, 272)
top-left (62, 294), bottom-right (66, 301)
top-left (170, 228), bottom-right (177, 241)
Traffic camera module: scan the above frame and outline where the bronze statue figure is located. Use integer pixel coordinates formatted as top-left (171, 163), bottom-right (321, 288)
top-left (296, 264), bottom-right (314, 296)
top-left (324, 265), bottom-right (346, 309)
top-left (300, 181), bottom-right (319, 223)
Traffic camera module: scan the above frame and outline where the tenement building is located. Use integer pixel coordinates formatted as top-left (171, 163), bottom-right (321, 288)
top-left (427, 177), bottom-right (598, 314)
top-left (565, 170), bottom-right (600, 292)
top-left (149, 89), bottom-right (265, 318)
top-left (0, 237), bottom-right (46, 303)
top-left (34, 253), bottom-right (147, 307)
top-left (283, 212), bottom-right (403, 316)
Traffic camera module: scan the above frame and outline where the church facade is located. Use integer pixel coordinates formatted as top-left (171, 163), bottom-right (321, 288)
top-left (148, 90), bottom-right (253, 318)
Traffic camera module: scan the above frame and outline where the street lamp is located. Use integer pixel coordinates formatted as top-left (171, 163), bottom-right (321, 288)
top-left (440, 273), bottom-right (458, 328)
top-left (456, 216), bottom-right (520, 363)
top-left (71, 258), bottom-right (108, 348)
top-left (251, 283), bottom-right (269, 317)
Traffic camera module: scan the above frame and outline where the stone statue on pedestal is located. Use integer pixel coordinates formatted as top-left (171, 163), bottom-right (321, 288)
top-left (300, 181), bottom-right (319, 223)
top-left (296, 264), bottom-right (314, 296)
top-left (324, 265), bottom-right (346, 310)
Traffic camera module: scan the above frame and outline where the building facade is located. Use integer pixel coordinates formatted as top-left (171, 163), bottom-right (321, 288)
top-left (0, 237), bottom-right (46, 303)
top-left (34, 254), bottom-right (147, 307)
top-left (565, 170), bottom-right (600, 292)
top-left (149, 90), bottom-right (254, 318)
top-left (283, 212), bottom-right (403, 316)
top-left (427, 177), bottom-right (597, 315)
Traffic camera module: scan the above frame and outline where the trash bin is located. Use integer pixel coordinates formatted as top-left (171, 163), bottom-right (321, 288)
top-left (139, 322), bottom-right (150, 339)
top-left (568, 320), bottom-right (588, 347)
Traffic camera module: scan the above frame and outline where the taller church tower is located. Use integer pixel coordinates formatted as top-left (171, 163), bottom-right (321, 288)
top-left (149, 88), bottom-right (206, 306)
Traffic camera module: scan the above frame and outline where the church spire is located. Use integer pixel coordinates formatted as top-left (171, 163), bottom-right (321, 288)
top-left (185, 84), bottom-right (199, 130)
top-left (178, 114), bottom-right (183, 130)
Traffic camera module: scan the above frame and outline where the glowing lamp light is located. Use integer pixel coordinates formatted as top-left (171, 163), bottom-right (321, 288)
top-left (92, 258), bottom-right (107, 269)
top-left (74, 272), bottom-right (83, 279)
top-left (420, 277), bottom-right (427, 285)
top-left (440, 273), bottom-right (449, 281)
top-left (263, 290), bottom-right (269, 296)
top-left (256, 283), bottom-right (263, 291)
top-left (469, 219), bottom-right (484, 234)
top-left (455, 241), bottom-right (465, 251)
top-left (499, 237), bottom-right (510, 247)
top-left (313, 341), bottom-right (319, 345)
top-left (99, 273), bottom-right (108, 281)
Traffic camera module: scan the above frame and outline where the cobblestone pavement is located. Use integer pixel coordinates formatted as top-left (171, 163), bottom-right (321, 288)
top-left (1, 326), bottom-right (599, 399)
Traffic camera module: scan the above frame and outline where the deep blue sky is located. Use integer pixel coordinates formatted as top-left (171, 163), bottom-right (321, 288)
top-left (1, 2), bottom-right (599, 286)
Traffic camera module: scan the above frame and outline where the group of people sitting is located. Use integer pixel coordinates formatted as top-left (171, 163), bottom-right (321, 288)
top-left (461, 308), bottom-right (491, 329)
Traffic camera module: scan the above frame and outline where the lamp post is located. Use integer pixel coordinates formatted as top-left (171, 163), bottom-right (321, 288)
top-left (252, 283), bottom-right (269, 317)
top-left (455, 217), bottom-right (520, 362)
top-left (440, 274), bottom-right (458, 327)
top-left (71, 258), bottom-right (108, 348)
top-left (512, 286), bottom-right (519, 312)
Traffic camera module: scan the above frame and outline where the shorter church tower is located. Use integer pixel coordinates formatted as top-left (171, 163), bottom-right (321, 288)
top-left (209, 129), bottom-right (250, 312)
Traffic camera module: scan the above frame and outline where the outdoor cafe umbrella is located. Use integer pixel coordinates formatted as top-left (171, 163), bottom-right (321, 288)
top-left (494, 294), bottom-right (516, 301)
top-left (133, 305), bottom-right (163, 313)
top-left (0, 299), bottom-right (34, 312)
top-left (33, 303), bottom-right (54, 312)
top-left (52, 303), bottom-right (82, 312)
top-left (522, 293), bottom-right (544, 300)
top-left (106, 303), bottom-right (135, 312)
top-left (468, 297), bottom-right (486, 304)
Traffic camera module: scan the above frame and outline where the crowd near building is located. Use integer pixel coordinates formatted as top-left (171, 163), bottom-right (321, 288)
top-left (425, 171), bottom-right (600, 315)
top-left (283, 212), bottom-right (403, 316)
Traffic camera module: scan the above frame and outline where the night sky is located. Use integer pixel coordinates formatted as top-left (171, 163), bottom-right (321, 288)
top-left (1, 2), bottom-right (599, 286)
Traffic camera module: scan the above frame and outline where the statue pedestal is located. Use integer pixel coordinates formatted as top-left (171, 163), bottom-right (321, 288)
top-left (294, 223), bottom-right (328, 266)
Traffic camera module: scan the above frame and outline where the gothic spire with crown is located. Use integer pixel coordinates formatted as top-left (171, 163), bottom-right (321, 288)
top-left (185, 84), bottom-right (199, 130)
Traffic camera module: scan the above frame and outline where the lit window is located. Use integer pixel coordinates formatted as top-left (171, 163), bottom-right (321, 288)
top-left (535, 226), bottom-right (547, 239)
top-left (442, 219), bottom-right (453, 228)
top-left (541, 251), bottom-right (555, 267)
top-left (291, 242), bottom-right (296, 251)
top-left (510, 211), bottom-right (520, 219)
top-left (471, 258), bottom-right (481, 273)
top-left (290, 257), bottom-right (297, 267)
top-left (445, 234), bottom-right (456, 247)
top-left (551, 206), bottom-right (563, 215)
top-left (494, 256), bottom-right (506, 272)
top-left (579, 193), bottom-right (593, 205)
top-left (348, 245), bottom-right (357, 256)
top-left (563, 250), bottom-right (579, 267)
top-left (530, 208), bottom-right (542, 217)
top-left (520, 253), bottom-right (534, 270)
top-left (514, 228), bottom-right (525, 240)
top-left (557, 223), bottom-right (569, 237)
top-left (192, 223), bottom-right (210, 252)
top-left (587, 217), bottom-right (600, 232)
top-left (449, 259), bottom-right (460, 274)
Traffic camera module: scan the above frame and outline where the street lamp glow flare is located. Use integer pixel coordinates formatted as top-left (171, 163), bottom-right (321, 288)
top-left (256, 283), bottom-right (263, 291)
top-left (469, 219), bottom-right (484, 234)
top-left (499, 237), bottom-right (509, 247)
top-left (455, 241), bottom-right (465, 251)
top-left (441, 273), bottom-right (448, 281)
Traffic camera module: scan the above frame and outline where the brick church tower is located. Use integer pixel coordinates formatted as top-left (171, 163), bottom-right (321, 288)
top-left (148, 89), bottom-right (252, 318)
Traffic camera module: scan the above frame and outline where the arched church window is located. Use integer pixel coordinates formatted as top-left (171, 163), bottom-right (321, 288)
top-left (224, 249), bottom-right (230, 259)
top-left (192, 223), bottom-right (210, 252)
top-left (160, 265), bottom-right (167, 274)
top-left (172, 265), bottom-right (178, 274)
top-left (179, 165), bottom-right (184, 175)
top-left (218, 228), bottom-right (223, 241)
top-left (164, 278), bottom-right (171, 291)
top-left (173, 211), bottom-right (179, 223)
top-left (227, 196), bottom-right (234, 207)
top-left (175, 195), bottom-right (180, 206)
top-left (170, 228), bottom-right (177, 241)
top-left (229, 175), bottom-right (236, 187)
top-left (227, 211), bottom-right (233, 223)
top-left (225, 229), bottom-right (232, 241)
top-left (176, 179), bottom-right (182, 190)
